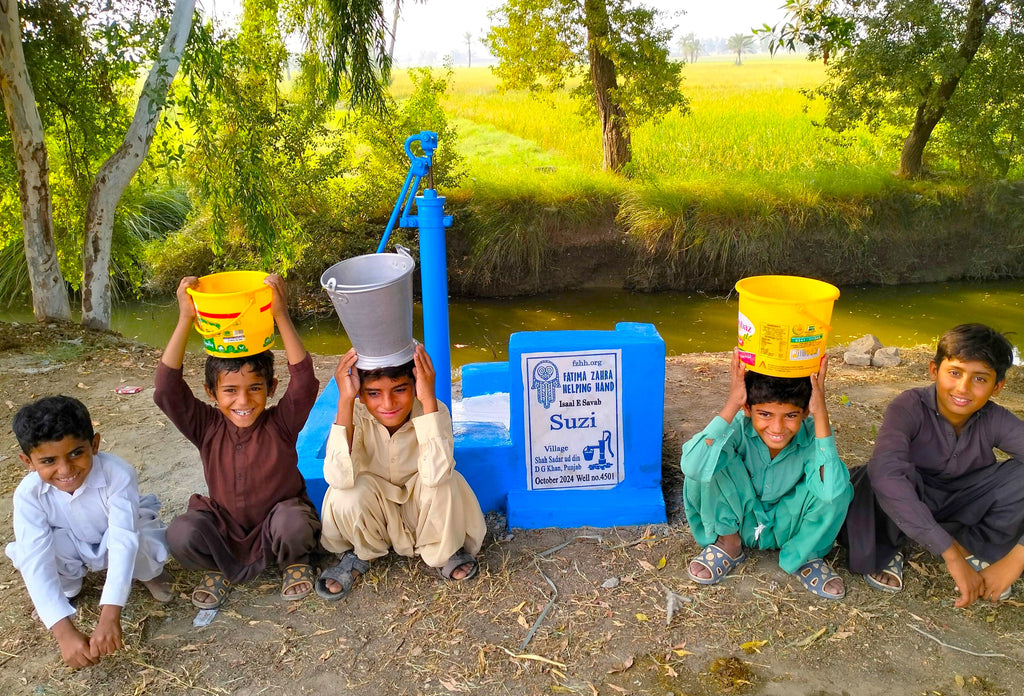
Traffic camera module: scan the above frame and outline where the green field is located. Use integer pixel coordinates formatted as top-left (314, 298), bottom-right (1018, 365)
top-left (390, 56), bottom-right (902, 198)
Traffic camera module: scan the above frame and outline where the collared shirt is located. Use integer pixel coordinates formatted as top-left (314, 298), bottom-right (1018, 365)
top-left (154, 353), bottom-right (319, 562)
top-left (681, 413), bottom-right (849, 505)
top-left (867, 384), bottom-right (1024, 555)
top-left (324, 399), bottom-right (454, 499)
top-left (6, 453), bottom-right (142, 629)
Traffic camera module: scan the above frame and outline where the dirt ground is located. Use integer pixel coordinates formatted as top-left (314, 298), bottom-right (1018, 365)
top-left (1, 320), bottom-right (1023, 696)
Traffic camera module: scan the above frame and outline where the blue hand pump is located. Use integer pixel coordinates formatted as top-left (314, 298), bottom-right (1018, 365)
top-left (376, 131), bottom-right (454, 409)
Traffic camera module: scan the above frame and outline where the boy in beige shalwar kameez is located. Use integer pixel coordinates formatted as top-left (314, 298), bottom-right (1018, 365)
top-left (315, 344), bottom-right (486, 600)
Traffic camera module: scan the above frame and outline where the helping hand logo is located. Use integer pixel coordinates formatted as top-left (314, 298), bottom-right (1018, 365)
top-left (531, 360), bottom-right (560, 409)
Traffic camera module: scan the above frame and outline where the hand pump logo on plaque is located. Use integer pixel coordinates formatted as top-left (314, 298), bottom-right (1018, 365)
top-left (523, 350), bottom-right (624, 491)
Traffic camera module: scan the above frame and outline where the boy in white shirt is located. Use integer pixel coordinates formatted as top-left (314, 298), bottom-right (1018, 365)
top-left (6, 396), bottom-right (173, 668)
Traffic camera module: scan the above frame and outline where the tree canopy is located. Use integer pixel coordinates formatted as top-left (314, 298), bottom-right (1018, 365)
top-left (486, 0), bottom-right (685, 173)
top-left (763, 0), bottom-right (1024, 178)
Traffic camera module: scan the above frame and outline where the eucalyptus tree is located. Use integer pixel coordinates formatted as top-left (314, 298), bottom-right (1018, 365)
top-left (0, 0), bottom-right (392, 328)
top-left (486, 0), bottom-right (685, 173)
top-left (762, 0), bottom-right (1024, 178)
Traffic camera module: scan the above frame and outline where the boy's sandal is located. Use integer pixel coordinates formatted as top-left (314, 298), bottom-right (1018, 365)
top-left (192, 571), bottom-right (231, 610)
top-left (794, 558), bottom-right (846, 600)
top-left (963, 555), bottom-right (1013, 600)
top-left (315, 551), bottom-right (369, 602)
top-left (439, 548), bottom-right (479, 581)
top-left (686, 543), bottom-right (746, 585)
top-left (281, 563), bottom-right (315, 601)
top-left (864, 551), bottom-right (904, 593)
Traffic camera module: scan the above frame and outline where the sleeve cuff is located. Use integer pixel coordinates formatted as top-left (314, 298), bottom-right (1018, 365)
top-left (412, 410), bottom-right (447, 441)
top-left (39, 601), bottom-right (77, 631)
top-left (324, 424), bottom-right (355, 489)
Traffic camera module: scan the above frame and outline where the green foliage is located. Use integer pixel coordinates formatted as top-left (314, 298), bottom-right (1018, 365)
top-left (352, 67), bottom-right (466, 215)
top-left (764, 0), bottom-right (1024, 177)
top-left (485, 0), bottom-right (685, 154)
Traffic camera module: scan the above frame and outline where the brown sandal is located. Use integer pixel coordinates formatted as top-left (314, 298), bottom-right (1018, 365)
top-left (281, 563), bottom-right (314, 601)
top-left (192, 571), bottom-right (231, 610)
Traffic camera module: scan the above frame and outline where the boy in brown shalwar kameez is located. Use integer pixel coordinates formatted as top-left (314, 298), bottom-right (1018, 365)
top-left (155, 275), bottom-right (321, 609)
top-left (314, 345), bottom-right (486, 600)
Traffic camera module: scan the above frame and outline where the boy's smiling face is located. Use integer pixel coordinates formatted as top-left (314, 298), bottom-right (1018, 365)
top-left (743, 401), bottom-right (807, 458)
top-left (929, 357), bottom-right (1004, 429)
top-left (205, 365), bottom-right (277, 428)
top-left (360, 374), bottom-right (415, 435)
top-left (21, 433), bottom-right (100, 494)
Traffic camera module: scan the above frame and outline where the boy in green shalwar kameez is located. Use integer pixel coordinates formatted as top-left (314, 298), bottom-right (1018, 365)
top-left (680, 350), bottom-right (853, 599)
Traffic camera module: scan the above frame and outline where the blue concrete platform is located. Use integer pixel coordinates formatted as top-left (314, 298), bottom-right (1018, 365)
top-left (296, 322), bottom-right (667, 529)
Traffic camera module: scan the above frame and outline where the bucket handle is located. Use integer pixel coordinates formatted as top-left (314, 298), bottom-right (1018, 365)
top-left (323, 246), bottom-right (413, 300)
top-left (192, 296), bottom-right (257, 338)
top-left (794, 304), bottom-right (832, 333)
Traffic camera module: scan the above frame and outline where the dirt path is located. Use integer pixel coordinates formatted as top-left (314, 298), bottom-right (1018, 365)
top-left (1, 321), bottom-right (1022, 696)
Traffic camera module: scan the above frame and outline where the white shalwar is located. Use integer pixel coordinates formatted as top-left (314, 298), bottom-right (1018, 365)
top-left (5, 452), bottom-right (169, 629)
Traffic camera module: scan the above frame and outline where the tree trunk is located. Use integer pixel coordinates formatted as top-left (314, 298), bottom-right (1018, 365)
top-left (583, 0), bottom-right (631, 173)
top-left (0, 0), bottom-right (71, 322)
top-left (81, 0), bottom-right (194, 330)
top-left (898, 0), bottom-right (994, 177)
top-left (388, 0), bottom-right (401, 62)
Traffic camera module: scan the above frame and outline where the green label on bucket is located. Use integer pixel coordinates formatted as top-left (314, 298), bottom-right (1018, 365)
top-left (790, 334), bottom-right (823, 343)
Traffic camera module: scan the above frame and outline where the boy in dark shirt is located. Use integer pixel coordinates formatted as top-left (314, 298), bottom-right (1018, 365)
top-left (845, 324), bottom-right (1024, 606)
top-left (154, 274), bottom-right (320, 609)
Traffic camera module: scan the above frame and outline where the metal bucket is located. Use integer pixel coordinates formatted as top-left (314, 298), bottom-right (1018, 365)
top-left (320, 247), bottom-right (416, 369)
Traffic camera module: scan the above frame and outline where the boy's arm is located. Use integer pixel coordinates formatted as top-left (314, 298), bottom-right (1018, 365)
top-left (160, 276), bottom-right (198, 370)
top-left (411, 345), bottom-right (455, 487)
top-left (92, 457), bottom-right (141, 656)
top-left (10, 485), bottom-right (77, 630)
top-left (979, 411), bottom-right (1024, 600)
top-left (680, 348), bottom-right (745, 482)
top-left (265, 274), bottom-right (306, 366)
top-left (801, 356), bottom-right (850, 502)
top-left (324, 350), bottom-right (361, 489)
top-left (868, 397), bottom-right (955, 555)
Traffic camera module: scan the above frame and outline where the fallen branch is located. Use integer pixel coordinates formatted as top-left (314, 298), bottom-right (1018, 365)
top-left (499, 646), bottom-right (567, 669)
top-left (520, 562), bottom-right (558, 651)
top-left (908, 624), bottom-right (1008, 659)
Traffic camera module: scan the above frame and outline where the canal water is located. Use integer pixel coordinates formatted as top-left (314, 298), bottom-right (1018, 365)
top-left (4, 279), bottom-right (1022, 367)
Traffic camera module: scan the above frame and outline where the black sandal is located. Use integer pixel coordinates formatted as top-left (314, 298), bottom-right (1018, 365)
top-left (314, 551), bottom-right (369, 601)
top-left (439, 548), bottom-right (478, 581)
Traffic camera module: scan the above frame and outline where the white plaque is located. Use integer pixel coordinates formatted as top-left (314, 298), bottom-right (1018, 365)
top-left (522, 349), bottom-right (624, 491)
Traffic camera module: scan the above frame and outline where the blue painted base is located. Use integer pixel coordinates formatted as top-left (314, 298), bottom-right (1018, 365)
top-left (508, 487), bottom-right (666, 529)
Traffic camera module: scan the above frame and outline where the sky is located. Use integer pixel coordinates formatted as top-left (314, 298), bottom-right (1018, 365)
top-left (203, 0), bottom-right (788, 66)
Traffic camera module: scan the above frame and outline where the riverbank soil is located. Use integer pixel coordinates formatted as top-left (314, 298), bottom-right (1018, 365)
top-left (1, 321), bottom-right (1023, 696)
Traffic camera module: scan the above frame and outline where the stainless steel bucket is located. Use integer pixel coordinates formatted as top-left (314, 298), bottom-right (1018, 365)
top-left (320, 247), bottom-right (416, 369)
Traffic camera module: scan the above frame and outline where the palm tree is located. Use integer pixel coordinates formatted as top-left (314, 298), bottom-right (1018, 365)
top-left (726, 33), bottom-right (754, 65)
top-left (679, 32), bottom-right (701, 63)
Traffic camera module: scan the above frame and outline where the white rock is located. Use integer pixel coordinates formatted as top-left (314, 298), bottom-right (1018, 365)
top-left (872, 346), bottom-right (901, 368)
top-left (844, 351), bottom-right (873, 366)
top-left (847, 334), bottom-right (883, 356)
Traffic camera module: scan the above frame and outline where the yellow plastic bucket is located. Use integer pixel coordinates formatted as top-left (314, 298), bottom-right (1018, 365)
top-left (735, 275), bottom-right (840, 378)
top-left (187, 271), bottom-right (275, 356)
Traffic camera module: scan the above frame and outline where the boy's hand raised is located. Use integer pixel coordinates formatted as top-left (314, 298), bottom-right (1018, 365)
top-left (717, 348), bottom-right (748, 423)
top-left (413, 344), bottom-right (438, 414)
top-left (335, 349), bottom-right (360, 403)
top-left (264, 273), bottom-right (288, 320)
top-left (176, 276), bottom-right (198, 321)
top-left (808, 355), bottom-right (829, 421)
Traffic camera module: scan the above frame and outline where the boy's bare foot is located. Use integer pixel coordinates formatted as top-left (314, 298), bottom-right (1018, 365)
top-left (281, 563), bottom-right (314, 600)
top-left (440, 549), bottom-right (479, 581)
top-left (688, 533), bottom-right (743, 581)
top-left (867, 570), bottom-right (901, 588)
top-left (864, 551), bottom-right (904, 593)
top-left (142, 569), bottom-right (175, 603)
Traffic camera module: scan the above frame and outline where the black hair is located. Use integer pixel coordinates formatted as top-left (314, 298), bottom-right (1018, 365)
top-left (933, 323), bottom-right (1015, 382)
top-left (12, 395), bottom-right (95, 455)
top-left (204, 350), bottom-right (275, 392)
top-left (357, 359), bottom-right (415, 385)
top-left (744, 371), bottom-right (812, 410)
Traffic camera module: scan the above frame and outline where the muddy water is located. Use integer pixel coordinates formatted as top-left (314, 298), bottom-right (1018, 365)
top-left (4, 279), bottom-right (1022, 367)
